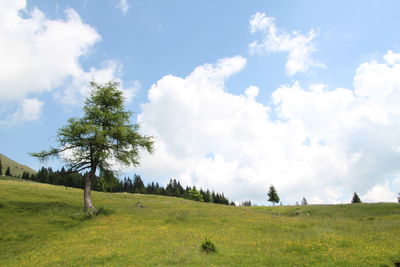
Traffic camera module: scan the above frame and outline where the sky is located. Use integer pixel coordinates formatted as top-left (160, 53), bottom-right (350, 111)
top-left (1, 0), bottom-right (400, 205)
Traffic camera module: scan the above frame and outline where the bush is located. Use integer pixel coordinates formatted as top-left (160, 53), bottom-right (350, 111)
top-left (200, 238), bottom-right (216, 254)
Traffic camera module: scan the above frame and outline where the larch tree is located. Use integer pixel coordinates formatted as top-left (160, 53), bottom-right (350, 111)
top-left (31, 81), bottom-right (154, 213)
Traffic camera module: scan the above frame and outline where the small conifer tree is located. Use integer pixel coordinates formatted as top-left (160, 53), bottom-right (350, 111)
top-left (267, 185), bottom-right (280, 205)
top-left (301, 197), bottom-right (308, 205)
top-left (351, 192), bottom-right (362, 203)
top-left (5, 167), bottom-right (11, 176)
top-left (0, 159), bottom-right (2, 176)
top-left (241, 200), bottom-right (252, 206)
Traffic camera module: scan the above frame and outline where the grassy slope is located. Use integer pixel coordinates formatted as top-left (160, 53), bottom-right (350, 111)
top-left (0, 153), bottom-right (36, 177)
top-left (1, 177), bottom-right (399, 267)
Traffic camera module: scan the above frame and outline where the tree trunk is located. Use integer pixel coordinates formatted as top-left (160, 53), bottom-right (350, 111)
top-left (84, 166), bottom-right (96, 212)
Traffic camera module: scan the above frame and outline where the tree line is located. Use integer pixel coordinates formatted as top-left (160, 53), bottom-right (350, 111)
top-left (20, 167), bottom-right (233, 205)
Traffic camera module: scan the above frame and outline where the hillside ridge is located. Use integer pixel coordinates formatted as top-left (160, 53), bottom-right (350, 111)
top-left (0, 153), bottom-right (36, 177)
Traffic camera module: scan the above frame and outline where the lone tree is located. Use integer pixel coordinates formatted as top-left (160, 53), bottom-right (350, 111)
top-left (351, 192), bottom-right (362, 203)
top-left (301, 197), bottom-right (308, 205)
top-left (267, 185), bottom-right (280, 205)
top-left (31, 81), bottom-right (154, 213)
top-left (397, 193), bottom-right (399, 203)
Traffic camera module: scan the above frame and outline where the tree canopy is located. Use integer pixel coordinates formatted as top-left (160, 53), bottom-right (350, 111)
top-left (32, 81), bottom-right (154, 212)
top-left (351, 192), bottom-right (362, 204)
top-left (267, 185), bottom-right (280, 205)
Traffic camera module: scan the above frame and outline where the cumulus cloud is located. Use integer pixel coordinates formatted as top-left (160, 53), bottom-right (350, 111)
top-left (249, 12), bottom-right (322, 76)
top-left (383, 50), bottom-right (400, 66)
top-left (116, 0), bottom-right (130, 15)
top-left (0, 0), bottom-right (135, 121)
top-left (362, 183), bottom-right (397, 202)
top-left (0, 1), bottom-right (99, 101)
top-left (0, 98), bottom-right (43, 127)
top-left (136, 51), bottom-right (400, 204)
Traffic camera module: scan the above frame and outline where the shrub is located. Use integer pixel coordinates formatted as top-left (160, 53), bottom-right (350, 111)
top-left (200, 238), bottom-right (217, 254)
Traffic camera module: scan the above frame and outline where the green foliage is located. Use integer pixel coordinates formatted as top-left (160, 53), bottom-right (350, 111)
top-left (32, 81), bottom-right (154, 172)
top-left (26, 166), bottom-right (233, 205)
top-left (200, 238), bottom-right (217, 254)
top-left (5, 167), bottom-right (11, 176)
top-left (351, 192), bottom-right (362, 203)
top-left (132, 174), bottom-right (145, 193)
top-left (267, 185), bottom-right (280, 205)
top-left (0, 159), bottom-right (2, 175)
top-left (189, 187), bottom-right (204, 202)
top-left (31, 81), bottom-right (154, 210)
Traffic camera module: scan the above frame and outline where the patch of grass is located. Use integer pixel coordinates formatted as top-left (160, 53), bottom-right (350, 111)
top-left (1, 178), bottom-right (400, 266)
top-left (97, 206), bottom-right (116, 216)
top-left (164, 210), bottom-right (189, 223)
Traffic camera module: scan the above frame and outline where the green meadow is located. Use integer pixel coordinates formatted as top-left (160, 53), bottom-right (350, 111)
top-left (1, 176), bottom-right (399, 266)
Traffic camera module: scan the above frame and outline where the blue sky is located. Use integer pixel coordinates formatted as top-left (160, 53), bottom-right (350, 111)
top-left (2, 0), bottom-right (400, 204)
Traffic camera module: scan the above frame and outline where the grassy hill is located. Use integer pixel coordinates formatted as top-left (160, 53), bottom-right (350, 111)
top-left (0, 153), bottom-right (36, 177)
top-left (0, 177), bottom-right (399, 266)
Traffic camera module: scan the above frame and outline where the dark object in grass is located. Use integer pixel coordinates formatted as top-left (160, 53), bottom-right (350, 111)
top-left (200, 238), bottom-right (216, 254)
top-left (394, 262), bottom-right (400, 267)
top-left (136, 201), bottom-right (145, 208)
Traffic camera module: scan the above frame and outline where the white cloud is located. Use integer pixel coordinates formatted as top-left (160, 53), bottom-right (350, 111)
top-left (0, 98), bottom-right (43, 127)
top-left (54, 60), bottom-right (139, 105)
top-left (383, 50), bottom-right (400, 66)
top-left (116, 0), bottom-right (130, 15)
top-left (244, 85), bottom-right (259, 99)
top-left (0, 0), bottom-right (134, 121)
top-left (362, 183), bottom-right (396, 203)
top-left (393, 177), bottom-right (400, 189)
top-left (14, 98), bottom-right (44, 121)
top-left (249, 12), bottom-right (322, 76)
top-left (136, 51), bottom-right (400, 204)
top-left (0, 1), bottom-right (100, 101)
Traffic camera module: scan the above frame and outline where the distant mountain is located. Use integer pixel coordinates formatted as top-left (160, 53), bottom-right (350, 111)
top-left (0, 153), bottom-right (36, 177)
